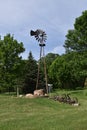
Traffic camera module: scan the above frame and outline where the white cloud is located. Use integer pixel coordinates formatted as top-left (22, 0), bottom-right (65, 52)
top-left (51, 45), bottom-right (65, 55)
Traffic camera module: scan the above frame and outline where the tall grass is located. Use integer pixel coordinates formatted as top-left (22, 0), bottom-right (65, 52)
top-left (0, 89), bottom-right (87, 130)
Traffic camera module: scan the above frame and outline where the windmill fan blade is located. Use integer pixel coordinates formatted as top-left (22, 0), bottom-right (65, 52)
top-left (35, 35), bottom-right (38, 38)
top-left (36, 38), bottom-right (39, 40)
top-left (30, 29), bottom-right (47, 43)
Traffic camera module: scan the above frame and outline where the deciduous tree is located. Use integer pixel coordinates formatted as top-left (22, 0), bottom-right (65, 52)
top-left (0, 34), bottom-right (25, 93)
top-left (64, 10), bottom-right (87, 52)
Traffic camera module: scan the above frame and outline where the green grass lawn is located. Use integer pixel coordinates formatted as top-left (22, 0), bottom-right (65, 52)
top-left (0, 89), bottom-right (87, 130)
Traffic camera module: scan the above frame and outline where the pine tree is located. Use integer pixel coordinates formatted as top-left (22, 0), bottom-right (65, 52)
top-left (23, 51), bottom-right (38, 94)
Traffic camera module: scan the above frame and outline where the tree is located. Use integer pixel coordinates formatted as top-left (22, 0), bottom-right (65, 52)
top-left (22, 51), bottom-right (37, 94)
top-left (40, 53), bottom-right (59, 82)
top-left (62, 10), bottom-right (87, 89)
top-left (0, 34), bottom-right (25, 93)
top-left (37, 53), bottom-right (59, 89)
top-left (45, 53), bottom-right (59, 84)
top-left (45, 53), bottom-right (59, 71)
top-left (49, 52), bottom-right (87, 89)
top-left (64, 10), bottom-right (87, 53)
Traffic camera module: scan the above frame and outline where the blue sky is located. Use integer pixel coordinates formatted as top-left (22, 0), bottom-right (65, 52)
top-left (0, 0), bottom-right (87, 60)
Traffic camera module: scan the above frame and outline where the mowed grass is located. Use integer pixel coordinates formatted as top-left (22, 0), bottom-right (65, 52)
top-left (0, 89), bottom-right (87, 130)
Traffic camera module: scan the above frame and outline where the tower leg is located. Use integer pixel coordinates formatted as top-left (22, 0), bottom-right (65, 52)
top-left (43, 46), bottom-right (48, 94)
top-left (36, 45), bottom-right (48, 93)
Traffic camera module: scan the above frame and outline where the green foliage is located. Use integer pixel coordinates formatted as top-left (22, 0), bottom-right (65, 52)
top-left (22, 51), bottom-right (38, 93)
top-left (64, 10), bottom-right (87, 52)
top-left (49, 52), bottom-right (87, 89)
top-left (58, 10), bottom-right (87, 89)
top-left (0, 34), bottom-right (25, 93)
top-left (40, 53), bottom-right (59, 84)
top-left (36, 53), bottom-right (58, 90)
top-left (45, 53), bottom-right (59, 71)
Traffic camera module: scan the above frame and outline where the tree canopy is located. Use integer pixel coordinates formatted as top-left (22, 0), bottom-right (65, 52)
top-left (64, 10), bottom-right (87, 53)
top-left (0, 34), bottom-right (25, 92)
top-left (49, 10), bottom-right (87, 89)
top-left (49, 52), bottom-right (87, 89)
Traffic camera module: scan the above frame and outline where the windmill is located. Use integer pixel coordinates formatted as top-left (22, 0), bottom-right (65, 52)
top-left (30, 29), bottom-right (48, 93)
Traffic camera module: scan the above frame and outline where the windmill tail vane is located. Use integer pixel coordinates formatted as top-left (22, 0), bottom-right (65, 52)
top-left (30, 30), bottom-right (37, 36)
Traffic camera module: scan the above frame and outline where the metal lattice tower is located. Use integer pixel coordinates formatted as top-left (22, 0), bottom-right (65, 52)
top-left (30, 29), bottom-right (48, 93)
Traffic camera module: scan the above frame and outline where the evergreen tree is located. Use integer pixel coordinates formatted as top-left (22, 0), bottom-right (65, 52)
top-left (22, 51), bottom-right (37, 94)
